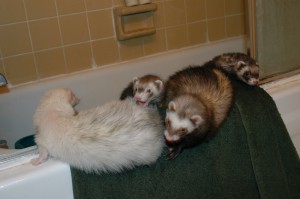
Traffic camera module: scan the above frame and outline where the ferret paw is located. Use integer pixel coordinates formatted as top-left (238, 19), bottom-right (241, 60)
top-left (165, 148), bottom-right (181, 160)
top-left (30, 156), bottom-right (48, 166)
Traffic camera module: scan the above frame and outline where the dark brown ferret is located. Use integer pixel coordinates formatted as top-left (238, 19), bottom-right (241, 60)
top-left (163, 63), bottom-right (234, 159)
top-left (212, 52), bottom-right (259, 86)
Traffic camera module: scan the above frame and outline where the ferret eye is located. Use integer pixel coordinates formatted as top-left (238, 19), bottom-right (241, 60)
top-left (146, 89), bottom-right (151, 93)
top-left (165, 119), bottom-right (170, 127)
top-left (244, 71), bottom-right (251, 77)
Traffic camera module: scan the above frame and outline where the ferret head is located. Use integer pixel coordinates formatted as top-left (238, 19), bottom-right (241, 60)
top-left (164, 99), bottom-right (204, 143)
top-left (133, 75), bottom-right (164, 107)
top-left (34, 88), bottom-right (79, 128)
top-left (42, 88), bottom-right (80, 108)
top-left (235, 59), bottom-right (260, 86)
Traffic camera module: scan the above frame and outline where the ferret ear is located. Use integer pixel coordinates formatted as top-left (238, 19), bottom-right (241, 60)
top-left (190, 115), bottom-right (203, 127)
top-left (132, 77), bottom-right (139, 84)
top-left (65, 89), bottom-right (80, 106)
top-left (64, 88), bottom-right (72, 97)
top-left (168, 101), bottom-right (176, 111)
top-left (154, 80), bottom-right (163, 90)
top-left (237, 61), bottom-right (246, 70)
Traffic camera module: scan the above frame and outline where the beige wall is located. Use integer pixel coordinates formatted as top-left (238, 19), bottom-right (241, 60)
top-left (0, 0), bottom-right (245, 86)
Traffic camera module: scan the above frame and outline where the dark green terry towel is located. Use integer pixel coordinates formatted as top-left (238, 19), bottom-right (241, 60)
top-left (71, 81), bottom-right (300, 199)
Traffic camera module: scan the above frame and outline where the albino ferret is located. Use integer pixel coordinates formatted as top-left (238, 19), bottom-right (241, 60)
top-left (163, 65), bottom-right (234, 159)
top-left (120, 74), bottom-right (164, 107)
top-left (31, 88), bottom-right (164, 173)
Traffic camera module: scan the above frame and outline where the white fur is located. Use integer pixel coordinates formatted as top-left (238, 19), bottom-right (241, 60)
top-left (248, 78), bottom-right (259, 86)
top-left (164, 111), bottom-right (197, 142)
top-left (164, 130), bottom-right (180, 141)
top-left (32, 88), bottom-right (164, 174)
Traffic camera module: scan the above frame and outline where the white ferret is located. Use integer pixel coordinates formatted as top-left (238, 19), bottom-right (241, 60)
top-left (120, 75), bottom-right (164, 107)
top-left (31, 88), bottom-right (164, 173)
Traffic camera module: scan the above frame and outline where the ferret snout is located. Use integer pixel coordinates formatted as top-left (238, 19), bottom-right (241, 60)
top-left (248, 78), bottom-right (259, 86)
top-left (164, 130), bottom-right (180, 142)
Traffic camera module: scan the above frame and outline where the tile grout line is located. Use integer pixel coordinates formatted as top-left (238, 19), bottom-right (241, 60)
top-left (21, 0), bottom-right (40, 80)
top-left (54, 0), bottom-right (68, 75)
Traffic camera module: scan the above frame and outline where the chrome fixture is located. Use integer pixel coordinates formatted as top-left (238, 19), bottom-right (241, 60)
top-left (0, 73), bottom-right (8, 86)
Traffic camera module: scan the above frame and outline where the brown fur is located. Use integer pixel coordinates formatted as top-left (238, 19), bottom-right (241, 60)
top-left (163, 65), bottom-right (234, 159)
top-left (212, 52), bottom-right (259, 85)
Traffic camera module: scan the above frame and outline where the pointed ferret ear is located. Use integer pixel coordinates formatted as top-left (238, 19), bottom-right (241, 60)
top-left (236, 61), bottom-right (246, 70)
top-left (132, 77), bottom-right (139, 84)
top-left (190, 115), bottom-right (203, 127)
top-left (154, 80), bottom-right (163, 90)
top-left (168, 101), bottom-right (176, 111)
top-left (65, 88), bottom-right (79, 106)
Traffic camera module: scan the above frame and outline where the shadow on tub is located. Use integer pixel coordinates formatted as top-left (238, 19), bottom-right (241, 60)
top-left (15, 135), bottom-right (36, 149)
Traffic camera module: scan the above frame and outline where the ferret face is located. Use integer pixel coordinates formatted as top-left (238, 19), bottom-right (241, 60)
top-left (236, 61), bottom-right (259, 86)
top-left (164, 101), bottom-right (203, 143)
top-left (44, 88), bottom-right (80, 107)
top-left (133, 79), bottom-right (163, 107)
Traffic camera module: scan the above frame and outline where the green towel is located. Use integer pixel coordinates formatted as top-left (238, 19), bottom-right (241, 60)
top-left (71, 81), bottom-right (300, 199)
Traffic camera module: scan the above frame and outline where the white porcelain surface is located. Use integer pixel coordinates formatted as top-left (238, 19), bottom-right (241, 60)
top-left (0, 159), bottom-right (73, 199)
top-left (262, 73), bottom-right (300, 156)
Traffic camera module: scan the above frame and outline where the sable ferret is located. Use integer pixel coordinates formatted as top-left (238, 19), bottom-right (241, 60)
top-left (163, 64), bottom-right (233, 159)
top-left (212, 52), bottom-right (259, 86)
top-left (31, 88), bottom-right (164, 173)
top-left (120, 74), bottom-right (164, 107)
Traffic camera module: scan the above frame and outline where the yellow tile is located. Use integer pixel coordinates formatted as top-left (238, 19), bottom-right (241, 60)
top-left (60, 14), bottom-right (90, 45)
top-left (88, 10), bottom-right (114, 40)
top-left (56, 0), bottom-right (85, 15)
top-left (207, 18), bottom-right (226, 41)
top-left (0, 62), bottom-right (4, 74)
top-left (153, 2), bottom-right (165, 28)
top-left (144, 29), bottom-right (167, 55)
top-left (226, 14), bottom-right (246, 37)
top-left (65, 43), bottom-right (92, 72)
top-left (188, 21), bottom-right (207, 45)
top-left (206, 0), bottom-right (225, 19)
top-left (0, 0), bottom-right (26, 25)
top-left (164, 0), bottom-right (186, 26)
top-left (3, 54), bottom-right (37, 85)
top-left (119, 38), bottom-right (144, 61)
top-left (29, 19), bottom-right (61, 51)
top-left (85, 0), bottom-right (112, 10)
top-left (92, 38), bottom-right (119, 66)
top-left (166, 25), bottom-right (188, 50)
top-left (113, 0), bottom-right (124, 6)
top-left (35, 48), bottom-right (66, 78)
top-left (186, 0), bottom-right (206, 22)
top-left (24, 0), bottom-right (56, 20)
top-left (0, 23), bottom-right (32, 57)
top-left (225, 0), bottom-right (245, 15)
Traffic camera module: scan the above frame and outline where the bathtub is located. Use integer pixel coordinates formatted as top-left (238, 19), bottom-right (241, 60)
top-left (0, 37), bottom-right (299, 199)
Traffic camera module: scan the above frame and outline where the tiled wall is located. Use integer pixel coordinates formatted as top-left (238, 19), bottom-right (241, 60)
top-left (0, 0), bottom-right (245, 86)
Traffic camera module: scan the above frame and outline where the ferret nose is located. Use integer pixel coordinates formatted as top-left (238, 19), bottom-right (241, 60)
top-left (135, 96), bottom-right (141, 101)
